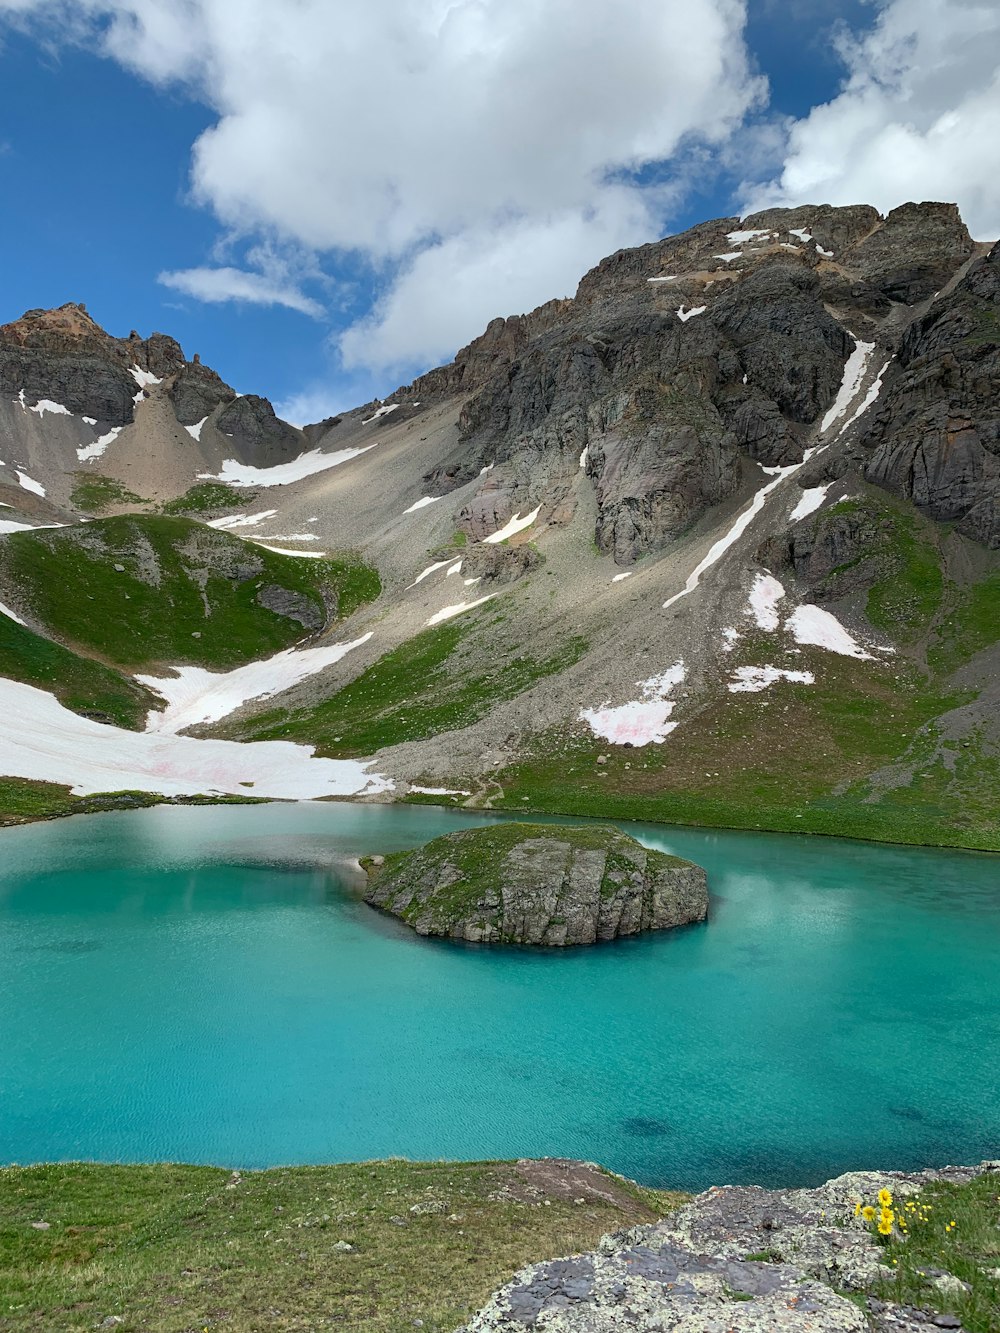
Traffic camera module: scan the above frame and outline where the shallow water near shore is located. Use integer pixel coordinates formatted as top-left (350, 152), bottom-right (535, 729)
top-left (1, 801), bottom-right (998, 1190)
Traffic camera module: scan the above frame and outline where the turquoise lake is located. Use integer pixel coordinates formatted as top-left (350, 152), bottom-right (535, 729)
top-left (0, 802), bottom-right (998, 1190)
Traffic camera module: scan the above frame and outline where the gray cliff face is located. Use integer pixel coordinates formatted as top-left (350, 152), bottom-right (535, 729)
top-left (859, 240), bottom-right (1000, 547)
top-left (394, 202), bottom-right (980, 565)
top-left (214, 393), bottom-right (304, 467)
top-left (363, 823), bottom-right (708, 946)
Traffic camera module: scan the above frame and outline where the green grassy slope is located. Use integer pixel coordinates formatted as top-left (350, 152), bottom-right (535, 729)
top-left (0, 516), bottom-right (380, 671)
top-left (0, 1160), bottom-right (683, 1333)
top-left (0, 612), bottom-right (156, 728)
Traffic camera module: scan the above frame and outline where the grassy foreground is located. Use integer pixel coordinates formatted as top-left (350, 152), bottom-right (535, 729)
top-left (0, 1159), bottom-right (683, 1333)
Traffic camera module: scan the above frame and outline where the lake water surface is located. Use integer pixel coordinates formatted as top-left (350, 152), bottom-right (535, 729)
top-left (0, 802), bottom-right (997, 1189)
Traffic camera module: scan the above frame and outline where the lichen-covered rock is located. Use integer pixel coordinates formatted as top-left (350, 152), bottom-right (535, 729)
top-left (362, 822), bottom-right (708, 945)
top-left (460, 1161), bottom-right (997, 1332)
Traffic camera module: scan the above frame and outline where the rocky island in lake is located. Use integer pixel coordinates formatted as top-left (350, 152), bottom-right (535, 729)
top-left (362, 822), bottom-right (708, 945)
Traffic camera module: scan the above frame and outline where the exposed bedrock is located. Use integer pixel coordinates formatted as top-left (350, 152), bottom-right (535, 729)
top-left (860, 240), bottom-right (1000, 547)
top-left (213, 393), bottom-right (304, 467)
top-left (363, 823), bottom-right (708, 946)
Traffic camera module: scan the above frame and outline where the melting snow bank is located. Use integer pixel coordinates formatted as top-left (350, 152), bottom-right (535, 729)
top-left (207, 510), bottom-right (278, 530)
top-left (790, 484), bottom-right (832, 522)
top-left (0, 677), bottom-right (391, 799)
top-left (139, 634), bottom-right (373, 734)
top-left (787, 605), bottom-right (873, 659)
top-left (426, 594), bottom-right (496, 626)
top-left (580, 661), bottom-right (685, 746)
top-left (409, 785), bottom-right (472, 797)
top-left (185, 417), bottom-right (207, 442)
top-left (483, 505), bottom-right (541, 544)
top-left (77, 427), bottom-right (122, 463)
top-left (200, 443), bottom-right (377, 487)
top-left (728, 666), bottom-right (815, 693)
top-left (0, 600), bottom-right (26, 625)
top-left (820, 336), bottom-right (875, 433)
top-left (747, 573), bottom-right (786, 630)
top-left (403, 495), bottom-right (439, 514)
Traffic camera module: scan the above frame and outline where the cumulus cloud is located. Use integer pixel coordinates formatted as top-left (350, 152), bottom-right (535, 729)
top-left (158, 265), bottom-right (324, 316)
top-left (744, 0), bottom-right (1000, 239)
top-left (0, 0), bottom-right (765, 374)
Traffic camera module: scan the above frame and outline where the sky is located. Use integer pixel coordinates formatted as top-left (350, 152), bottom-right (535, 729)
top-left (0, 0), bottom-right (998, 424)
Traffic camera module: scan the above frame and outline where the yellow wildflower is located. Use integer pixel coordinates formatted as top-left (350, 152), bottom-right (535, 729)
top-left (862, 1206), bottom-right (875, 1222)
top-left (878, 1188), bottom-right (893, 1208)
top-left (878, 1216), bottom-right (893, 1236)
top-left (854, 1202), bottom-right (862, 1217)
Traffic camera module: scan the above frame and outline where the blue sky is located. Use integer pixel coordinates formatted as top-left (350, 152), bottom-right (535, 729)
top-left (0, 0), bottom-right (997, 423)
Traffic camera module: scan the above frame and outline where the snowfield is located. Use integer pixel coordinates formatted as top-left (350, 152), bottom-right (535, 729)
top-left (201, 443), bottom-right (377, 487)
top-left (0, 677), bottom-right (392, 799)
top-left (139, 634), bottom-right (373, 734)
top-left (787, 604), bottom-right (873, 659)
top-left (580, 662), bottom-right (686, 746)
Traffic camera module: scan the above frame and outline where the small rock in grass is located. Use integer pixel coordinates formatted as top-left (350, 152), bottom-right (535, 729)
top-left (30, 1221), bottom-right (50, 1230)
top-left (334, 1240), bottom-right (355, 1253)
top-left (932, 1274), bottom-right (971, 1297)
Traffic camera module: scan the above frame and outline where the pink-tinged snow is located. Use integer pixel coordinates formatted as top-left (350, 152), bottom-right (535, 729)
top-left (747, 573), bottom-right (786, 630)
top-left (426, 594), bottom-right (495, 626)
top-left (28, 398), bottom-right (72, 417)
top-left (787, 604), bottom-right (873, 659)
top-left (207, 510), bottom-right (278, 530)
top-left (0, 600), bottom-right (25, 625)
top-left (728, 665), bottom-right (815, 693)
top-left (409, 559), bottom-right (450, 587)
top-left (403, 495), bottom-right (439, 514)
top-left (139, 633), bottom-right (373, 734)
top-left (0, 677), bottom-right (391, 799)
top-left (663, 465), bottom-right (799, 610)
top-left (249, 542), bottom-right (327, 558)
top-left (185, 417), bottom-right (207, 442)
top-left (820, 337), bottom-right (875, 433)
top-left (721, 627), bottom-right (740, 652)
top-left (677, 305), bottom-right (706, 322)
top-left (446, 560), bottom-right (463, 576)
top-left (612, 571), bottom-right (632, 583)
top-left (361, 404), bottom-right (398, 424)
top-left (790, 484), bottom-right (832, 523)
top-left (130, 365), bottom-right (162, 388)
top-left (77, 427), bottom-right (122, 463)
top-left (409, 785), bottom-right (472, 797)
top-left (646, 275), bottom-right (677, 282)
top-left (727, 228), bottom-right (772, 245)
top-left (16, 471), bottom-right (45, 497)
top-left (483, 505), bottom-right (541, 544)
top-left (200, 443), bottom-right (377, 487)
top-left (714, 252), bottom-right (742, 263)
top-left (580, 661), bottom-right (685, 747)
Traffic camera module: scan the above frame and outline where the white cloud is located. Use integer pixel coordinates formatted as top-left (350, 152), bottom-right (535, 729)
top-left (1, 0), bottom-right (765, 373)
top-left (745, 0), bottom-right (1000, 240)
top-left (158, 265), bottom-right (324, 316)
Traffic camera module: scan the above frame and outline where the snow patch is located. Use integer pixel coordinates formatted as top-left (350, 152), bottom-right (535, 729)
top-left (0, 677), bottom-right (390, 799)
top-left (0, 600), bottom-right (26, 625)
top-left (28, 398), bottom-right (72, 417)
top-left (579, 446), bottom-right (589, 469)
top-left (721, 627), bottom-right (740, 652)
top-left (409, 785), bottom-right (472, 797)
top-left (677, 305), bottom-right (706, 322)
top-left (361, 403), bottom-right (398, 424)
top-left (727, 228), bottom-right (771, 245)
top-left (463, 577), bottom-right (481, 586)
top-left (817, 245), bottom-right (834, 259)
top-left (788, 228), bottom-right (813, 242)
top-left (16, 471), bottom-right (45, 497)
top-left (612, 571), bottom-right (632, 583)
top-left (140, 634), bottom-right (373, 734)
top-left (446, 560), bottom-right (462, 576)
top-left (787, 604), bottom-right (873, 659)
top-left (185, 417), bottom-right (208, 441)
top-left (747, 573), bottom-right (786, 631)
top-left (647, 275), bottom-right (677, 282)
top-left (790, 485), bottom-right (832, 523)
top-left (207, 510), bottom-right (278, 530)
top-left (409, 560), bottom-right (450, 588)
top-left (728, 665), bottom-right (815, 693)
top-left (838, 359), bottom-right (892, 435)
top-left (130, 365), bottom-right (162, 388)
top-left (714, 252), bottom-right (742, 263)
top-left (820, 337), bottom-right (875, 434)
top-left (403, 495), bottom-right (440, 514)
top-left (0, 519), bottom-right (62, 535)
top-left (482, 505), bottom-right (541, 544)
top-left (580, 661), bottom-right (686, 747)
top-left (248, 543), bottom-right (327, 558)
top-left (479, 463), bottom-right (495, 475)
top-left (82, 416), bottom-right (97, 426)
top-left (77, 427), bottom-right (121, 463)
top-left (200, 444), bottom-right (376, 487)
top-left (426, 594), bottom-right (496, 626)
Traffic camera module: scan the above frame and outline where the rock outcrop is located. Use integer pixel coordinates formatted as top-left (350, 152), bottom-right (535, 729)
top-left (362, 822), bottom-right (708, 945)
top-left (461, 1160), bottom-right (998, 1332)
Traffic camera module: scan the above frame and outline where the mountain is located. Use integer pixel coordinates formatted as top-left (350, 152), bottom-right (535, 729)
top-left (1, 201), bottom-right (998, 849)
